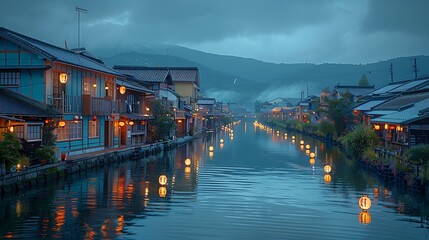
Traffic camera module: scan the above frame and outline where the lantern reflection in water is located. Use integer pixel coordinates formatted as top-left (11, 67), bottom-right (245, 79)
top-left (310, 152), bottom-right (315, 158)
top-left (209, 151), bottom-right (214, 159)
top-left (324, 174), bottom-right (332, 183)
top-left (185, 166), bottom-right (191, 174)
top-left (309, 158), bottom-right (315, 166)
top-left (358, 211), bottom-right (371, 225)
top-left (158, 187), bottom-right (167, 198)
top-left (220, 143), bottom-right (224, 149)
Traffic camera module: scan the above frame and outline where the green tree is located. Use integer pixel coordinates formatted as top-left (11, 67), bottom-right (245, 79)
top-left (326, 97), bottom-right (354, 136)
top-left (0, 132), bottom-right (23, 170)
top-left (341, 125), bottom-right (379, 160)
top-left (358, 74), bottom-right (370, 86)
top-left (405, 145), bottom-right (429, 166)
top-left (148, 100), bottom-right (176, 141)
top-left (35, 119), bottom-right (58, 164)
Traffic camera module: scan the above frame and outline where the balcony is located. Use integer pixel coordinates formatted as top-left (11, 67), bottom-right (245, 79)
top-left (82, 94), bottom-right (119, 115)
top-left (48, 95), bottom-right (81, 113)
top-left (175, 110), bottom-right (186, 120)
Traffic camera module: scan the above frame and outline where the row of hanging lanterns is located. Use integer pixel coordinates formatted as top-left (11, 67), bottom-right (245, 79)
top-left (59, 72), bottom-right (127, 94)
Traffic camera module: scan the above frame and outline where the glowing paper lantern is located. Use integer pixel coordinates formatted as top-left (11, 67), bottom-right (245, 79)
top-left (59, 73), bottom-right (68, 84)
top-left (119, 86), bottom-right (126, 94)
top-left (159, 174), bottom-right (168, 186)
top-left (185, 158), bottom-right (191, 166)
top-left (58, 121), bottom-right (66, 128)
top-left (209, 146), bottom-right (214, 152)
top-left (310, 152), bottom-right (316, 158)
top-left (358, 195), bottom-right (372, 211)
top-left (220, 139), bottom-right (224, 143)
top-left (300, 140), bottom-right (304, 145)
top-left (306, 144), bottom-right (310, 150)
top-left (119, 121), bottom-right (125, 127)
top-left (128, 121), bottom-right (134, 126)
top-left (292, 136), bottom-right (295, 140)
top-left (324, 164), bottom-right (331, 173)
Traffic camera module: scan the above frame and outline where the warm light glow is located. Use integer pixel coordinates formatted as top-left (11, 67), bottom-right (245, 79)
top-left (185, 166), bottom-right (191, 174)
top-left (300, 140), bottom-right (304, 145)
top-left (59, 73), bottom-right (68, 84)
top-left (358, 211), bottom-right (371, 225)
top-left (396, 125), bottom-right (401, 131)
top-left (146, 107), bottom-right (150, 111)
top-left (58, 121), bottom-right (66, 128)
top-left (358, 195), bottom-right (372, 211)
top-left (185, 158), bottom-right (191, 166)
top-left (158, 187), bottom-right (167, 197)
top-left (324, 174), bottom-right (332, 183)
top-left (220, 139), bottom-right (224, 143)
top-left (305, 144), bottom-right (310, 150)
top-left (118, 121), bottom-right (125, 127)
top-left (178, 120), bottom-right (182, 123)
top-left (209, 151), bottom-right (214, 158)
top-left (93, 83), bottom-right (97, 88)
top-left (128, 121), bottom-right (134, 126)
top-left (159, 175), bottom-right (168, 186)
top-left (373, 188), bottom-right (379, 198)
top-left (292, 136), bottom-right (296, 140)
top-left (384, 124), bottom-right (388, 130)
top-left (324, 164), bottom-right (331, 173)
top-left (220, 143), bottom-right (224, 149)
top-left (9, 126), bottom-right (14, 133)
top-left (374, 124), bottom-right (380, 130)
top-left (309, 158), bottom-right (315, 166)
top-left (310, 152), bottom-right (316, 158)
top-left (119, 86), bottom-right (126, 94)
top-left (209, 146), bottom-right (214, 151)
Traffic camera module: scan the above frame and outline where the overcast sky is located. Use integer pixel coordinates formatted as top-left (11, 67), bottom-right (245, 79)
top-left (2, 0), bottom-right (428, 64)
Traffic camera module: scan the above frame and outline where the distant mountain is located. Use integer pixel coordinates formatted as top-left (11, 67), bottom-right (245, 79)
top-left (99, 46), bottom-right (429, 104)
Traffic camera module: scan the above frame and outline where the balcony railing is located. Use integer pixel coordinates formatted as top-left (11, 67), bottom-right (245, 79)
top-left (118, 102), bottom-right (141, 114)
top-left (175, 110), bottom-right (186, 120)
top-left (82, 95), bottom-right (119, 115)
top-left (48, 94), bottom-right (81, 113)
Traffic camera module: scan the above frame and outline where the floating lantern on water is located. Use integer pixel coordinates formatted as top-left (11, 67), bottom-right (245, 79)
top-left (324, 164), bottom-right (331, 173)
top-left (358, 195), bottom-right (372, 211)
top-left (358, 211), bottom-right (371, 225)
top-left (159, 175), bottom-right (168, 186)
top-left (310, 152), bottom-right (316, 158)
top-left (220, 139), bottom-right (224, 143)
top-left (305, 144), bottom-right (310, 150)
top-left (185, 158), bottom-right (191, 166)
top-left (300, 140), bottom-right (304, 145)
top-left (209, 146), bottom-right (214, 152)
top-left (292, 136), bottom-right (295, 140)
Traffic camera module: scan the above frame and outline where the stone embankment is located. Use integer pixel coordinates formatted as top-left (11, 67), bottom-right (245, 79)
top-left (0, 136), bottom-right (194, 196)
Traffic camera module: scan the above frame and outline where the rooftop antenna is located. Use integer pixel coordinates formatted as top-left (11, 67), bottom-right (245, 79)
top-left (76, 6), bottom-right (88, 48)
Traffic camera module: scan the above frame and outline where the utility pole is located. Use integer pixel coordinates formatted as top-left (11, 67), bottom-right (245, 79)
top-left (306, 83), bottom-right (309, 98)
top-left (389, 63), bottom-right (394, 83)
top-left (76, 7), bottom-right (88, 48)
top-left (412, 58), bottom-right (418, 79)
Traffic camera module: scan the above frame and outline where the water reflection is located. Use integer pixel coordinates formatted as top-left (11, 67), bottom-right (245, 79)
top-left (1, 120), bottom-right (429, 239)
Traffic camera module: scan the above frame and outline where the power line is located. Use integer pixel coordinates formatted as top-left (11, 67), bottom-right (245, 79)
top-left (76, 7), bottom-right (88, 48)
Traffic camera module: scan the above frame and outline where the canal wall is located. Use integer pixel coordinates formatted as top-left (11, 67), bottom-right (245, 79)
top-left (0, 136), bottom-right (195, 197)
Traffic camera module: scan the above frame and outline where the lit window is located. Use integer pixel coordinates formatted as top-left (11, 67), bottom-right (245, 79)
top-left (12, 125), bottom-right (24, 139)
top-left (57, 121), bottom-right (82, 141)
top-left (88, 120), bottom-right (99, 138)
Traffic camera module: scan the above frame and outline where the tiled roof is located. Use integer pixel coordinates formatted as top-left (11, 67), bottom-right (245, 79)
top-left (0, 88), bottom-right (61, 117)
top-left (372, 98), bottom-right (429, 124)
top-left (389, 79), bottom-right (429, 93)
top-left (118, 79), bottom-right (153, 94)
top-left (370, 83), bottom-right (402, 95)
top-left (353, 99), bottom-right (390, 111)
top-left (372, 91), bottom-right (429, 111)
top-left (0, 27), bottom-right (119, 76)
top-left (333, 85), bottom-right (375, 97)
top-left (197, 98), bottom-right (216, 105)
top-left (113, 66), bottom-right (199, 85)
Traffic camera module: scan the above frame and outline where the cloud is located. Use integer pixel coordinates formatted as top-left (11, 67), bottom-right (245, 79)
top-left (0, 0), bottom-right (427, 64)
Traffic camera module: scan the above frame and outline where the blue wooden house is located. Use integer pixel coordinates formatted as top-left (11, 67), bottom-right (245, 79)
top-left (0, 27), bottom-right (123, 158)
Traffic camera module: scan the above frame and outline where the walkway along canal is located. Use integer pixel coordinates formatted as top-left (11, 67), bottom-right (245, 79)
top-left (1, 120), bottom-right (429, 239)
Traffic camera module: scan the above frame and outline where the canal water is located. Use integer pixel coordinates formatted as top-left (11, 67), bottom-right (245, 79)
top-left (1, 120), bottom-right (429, 239)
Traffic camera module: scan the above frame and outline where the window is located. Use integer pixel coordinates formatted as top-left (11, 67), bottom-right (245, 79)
top-left (56, 121), bottom-right (82, 141)
top-left (70, 121), bottom-right (82, 140)
top-left (27, 125), bottom-right (41, 140)
top-left (88, 120), bottom-right (99, 138)
top-left (12, 125), bottom-right (24, 139)
top-left (84, 77), bottom-right (96, 96)
top-left (0, 71), bottom-right (20, 86)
